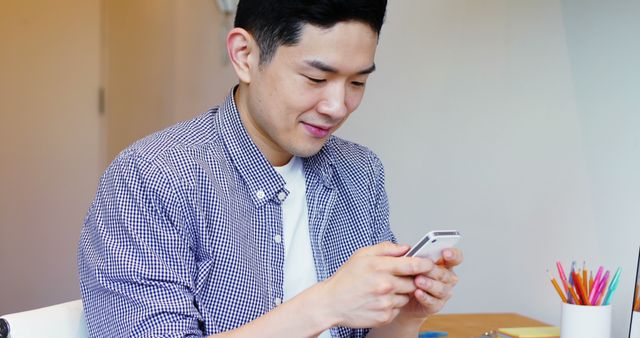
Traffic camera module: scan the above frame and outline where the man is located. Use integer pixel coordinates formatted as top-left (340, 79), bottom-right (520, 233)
top-left (78, 0), bottom-right (463, 337)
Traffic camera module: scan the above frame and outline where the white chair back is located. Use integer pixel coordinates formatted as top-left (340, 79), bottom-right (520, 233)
top-left (0, 300), bottom-right (87, 338)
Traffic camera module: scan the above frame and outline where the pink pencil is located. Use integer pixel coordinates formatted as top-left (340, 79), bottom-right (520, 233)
top-left (590, 266), bottom-right (604, 300)
top-left (591, 270), bottom-right (610, 305)
top-left (556, 261), bottom-right (570, 295)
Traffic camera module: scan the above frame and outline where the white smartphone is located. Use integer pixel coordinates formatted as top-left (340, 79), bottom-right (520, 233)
top-left (405, 230), bottom-right (461, 262)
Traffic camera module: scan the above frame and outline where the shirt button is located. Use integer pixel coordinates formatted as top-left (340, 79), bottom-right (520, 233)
top-left (277, 191), bottom-right (286, 201)
top-left (274, 297), bottom-right (282, 305)
top-left (256, 190), bottom-right (265, 199)
top-left (273, 234), bottom-right (282, 243)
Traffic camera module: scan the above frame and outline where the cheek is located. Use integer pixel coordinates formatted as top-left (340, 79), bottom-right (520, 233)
top-left (291, 89), bottom-right (324, 114)
top-left (345, 89), bottom-right (365, 112)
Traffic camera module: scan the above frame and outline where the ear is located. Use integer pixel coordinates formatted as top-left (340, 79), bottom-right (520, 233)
top-left (227, 28), bottom-right (258, 84)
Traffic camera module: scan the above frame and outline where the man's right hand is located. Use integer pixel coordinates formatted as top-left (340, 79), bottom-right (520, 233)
top-left (315, 241), bottom-right (436, 328)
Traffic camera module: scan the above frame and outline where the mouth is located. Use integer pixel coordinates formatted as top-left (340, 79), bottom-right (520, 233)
top-left (301, 122), bottom-right (332, 138)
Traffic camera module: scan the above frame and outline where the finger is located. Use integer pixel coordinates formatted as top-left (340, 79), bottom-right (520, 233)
top-left (414, 288), bottom-right (445, 309)
top-left (379, 294), bottom-right (411, 309)
top-left (363, 241), bottom-right (410, 257)
top-left (375, 256), bottom-right (435, 276)
top-left (373, 275), bottom-right (417, 296)
top-left (392, 294), bottom-right (411, 308)
top-left (415, 275), bottom-right (452, 300)
top-left (441, 248), bottom-right (463, 267)
top-left (390, 275), bottom-right (418, 294)
top-left (421, 264), bottom-right (458, 284)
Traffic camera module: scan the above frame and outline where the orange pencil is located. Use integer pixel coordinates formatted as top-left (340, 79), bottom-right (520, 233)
top-left (547, 270), bottom-right (568, 303)
top-left (583, 261), bottom-right (588, 293)
top-left (589, 271), bottom-right (594, 294)
top-left (572, 271), bottom-right (589, 305)
top-left (634, 283), bottom-right (640, 311)
top-left (569, 285), bottom-right (582, 305)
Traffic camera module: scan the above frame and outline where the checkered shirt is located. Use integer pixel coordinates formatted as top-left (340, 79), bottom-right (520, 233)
top-left (78, 90), bottom-right (396, 337)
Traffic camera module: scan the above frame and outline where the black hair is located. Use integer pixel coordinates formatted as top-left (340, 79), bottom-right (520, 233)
top-left (234, 0), bottom-right (387, 65)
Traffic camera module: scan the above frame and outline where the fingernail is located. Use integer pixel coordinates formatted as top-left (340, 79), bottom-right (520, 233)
top-left (443, 250), bottom-right (453, 259)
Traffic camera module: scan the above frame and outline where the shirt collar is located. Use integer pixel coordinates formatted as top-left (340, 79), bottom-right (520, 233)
top-left (218, 88), bottom-right (336, 206)
top-left (303, 140), bottom-right (335, 189)
top-left (219, 88), bottom-right (284, 207)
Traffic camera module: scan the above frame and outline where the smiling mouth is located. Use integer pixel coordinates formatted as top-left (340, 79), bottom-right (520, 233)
top-left (302, 122), bottom-right (331, 138)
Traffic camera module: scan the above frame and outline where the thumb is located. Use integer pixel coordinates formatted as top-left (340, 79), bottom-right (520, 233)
top-left (367, 241), bottom-right (410, 257)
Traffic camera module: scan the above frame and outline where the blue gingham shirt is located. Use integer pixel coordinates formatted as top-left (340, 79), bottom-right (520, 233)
top-left (78, 90), bottom-right (395, 337)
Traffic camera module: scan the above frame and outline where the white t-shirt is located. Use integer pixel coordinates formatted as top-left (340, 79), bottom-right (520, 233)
top-left (274, 157), bottom-right (331, 338)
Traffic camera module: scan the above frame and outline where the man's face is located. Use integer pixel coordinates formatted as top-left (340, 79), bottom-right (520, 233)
top-left (237, 21), bottom-right (378, 165)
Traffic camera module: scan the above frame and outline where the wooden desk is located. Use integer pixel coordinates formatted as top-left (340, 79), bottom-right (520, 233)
top-left (420, 313), bottom-right (549, 338)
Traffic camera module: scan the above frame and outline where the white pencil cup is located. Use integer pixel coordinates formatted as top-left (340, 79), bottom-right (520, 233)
top-left (560, 303), bottom-right (611, 338)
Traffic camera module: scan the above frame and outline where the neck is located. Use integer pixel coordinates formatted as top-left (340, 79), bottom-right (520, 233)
top-left (234, 84), bottom-right (293, 166)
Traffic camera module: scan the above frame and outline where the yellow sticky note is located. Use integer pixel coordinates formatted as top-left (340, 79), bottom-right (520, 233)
top-left (496, 326), bottom-right (560, 338)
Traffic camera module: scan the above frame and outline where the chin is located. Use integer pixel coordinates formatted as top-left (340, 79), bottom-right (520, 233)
top-left (289, 140), bottom-right (327, 158)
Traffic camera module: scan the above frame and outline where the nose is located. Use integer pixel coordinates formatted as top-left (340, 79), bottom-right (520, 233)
top-left (317, 83), bottom-right (348, 119)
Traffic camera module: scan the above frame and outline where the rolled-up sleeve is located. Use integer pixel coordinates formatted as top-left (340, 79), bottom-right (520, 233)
top-left (78, 150), bottom-right (203, 337)
top-left (368, 150), bottom-right (396, 245)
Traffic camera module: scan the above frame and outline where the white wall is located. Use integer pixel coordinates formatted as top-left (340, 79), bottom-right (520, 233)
top-left (338, 1), bottom-right (640, 336)
top-left (561, 0), bottom-right (640, 334)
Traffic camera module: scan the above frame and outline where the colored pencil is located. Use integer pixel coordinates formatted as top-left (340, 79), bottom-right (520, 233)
top-left (603, 267), bottom-right (622, 305)
top-left (569, 285), bottom-right (582, 305)
top-left (596, 277), bottom-right (610, 306)
top-left (590, 266), bottom-right (604, 299)
top-left (547, 270), bottom-right (568, 303)
top-left (572, 271), bottom-right (589, 305)
top-left (556, 261), bottom-right (570, 294)
top-left (552, 261), bottom-right (621, 307)
top-left (582, 261), bottom-right (588, 294)
top-left (590, 270), bottom-right (609, 305)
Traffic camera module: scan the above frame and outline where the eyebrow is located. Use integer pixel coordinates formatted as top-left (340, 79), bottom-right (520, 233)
top-left (304, 60), bottom-right (376, 75)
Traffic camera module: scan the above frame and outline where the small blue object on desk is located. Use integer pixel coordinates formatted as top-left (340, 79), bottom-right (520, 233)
top-left (419, 331), bottom-right (448, 337)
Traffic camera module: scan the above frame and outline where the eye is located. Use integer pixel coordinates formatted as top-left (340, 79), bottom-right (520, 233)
top-left (351, 81), bottom-right (366, 87)
top-left (304, 75), bottom-right (326, 84)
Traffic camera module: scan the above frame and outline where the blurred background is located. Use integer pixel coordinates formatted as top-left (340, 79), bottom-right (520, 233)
top-left (1, 1), bottom-right (639, 337)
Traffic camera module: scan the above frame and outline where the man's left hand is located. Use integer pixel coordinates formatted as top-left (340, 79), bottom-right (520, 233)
top-left (397, 248), bottom-right (463, 321)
